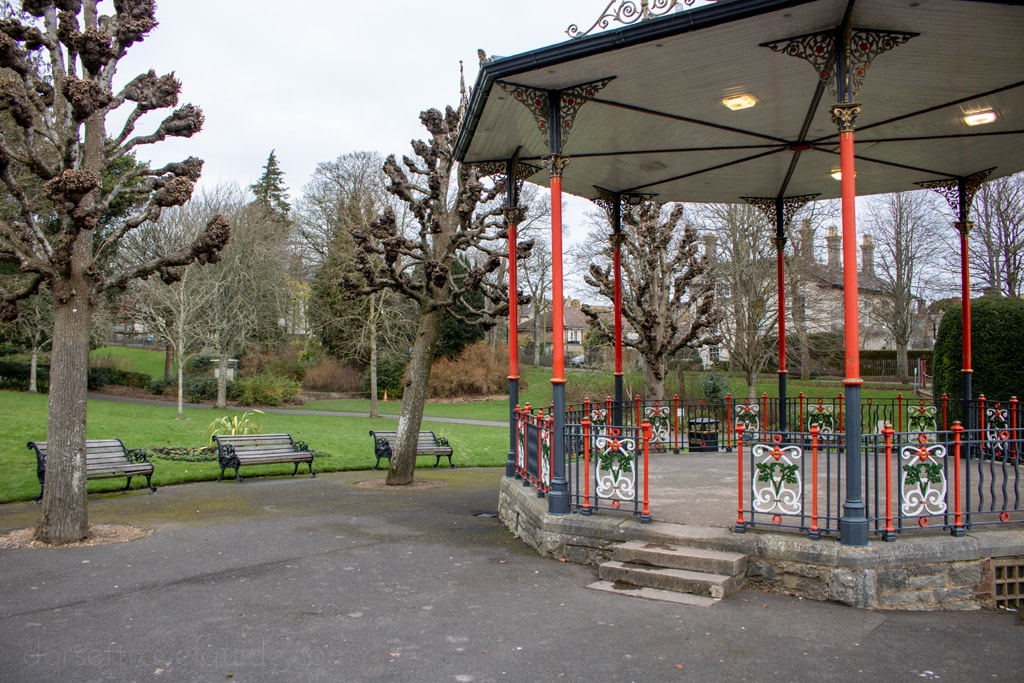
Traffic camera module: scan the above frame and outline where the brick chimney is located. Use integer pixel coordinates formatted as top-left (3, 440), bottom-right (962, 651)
top-left (826, 226), bottom-right (841, 269)
top-left (800, 219), bottom-right (815, 263)
top-left (702, 233), bottom-right (717, 264)
top-left (861, 234), bottom-right (875, 276)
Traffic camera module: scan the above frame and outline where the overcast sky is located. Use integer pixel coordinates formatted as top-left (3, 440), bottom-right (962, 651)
top-left (114, 0), bottom-right (616, 236)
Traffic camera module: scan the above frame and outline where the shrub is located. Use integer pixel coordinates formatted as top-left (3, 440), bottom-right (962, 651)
top-left (87, 366), bottom-right (153, 390)
top-left (699, 374), bottom-right (728, 401)
top-left (302, 357), bottom-right (363, 393)
top-left (363, 353), bottom-right (407, 400)
top-left (240, 346), bottom-right (305, 383)
top-left (427, 343), bottom-right (508, 399)
top-left (934, 296), bottom-right (1024, 422)
top-left (0, 360), bottom-right (49, 392)
top-left (228, 372), bottom-right (300, 406)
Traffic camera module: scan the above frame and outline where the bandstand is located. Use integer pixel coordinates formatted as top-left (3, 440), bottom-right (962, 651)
top-left (453, 0), bottom-right (1024, 546)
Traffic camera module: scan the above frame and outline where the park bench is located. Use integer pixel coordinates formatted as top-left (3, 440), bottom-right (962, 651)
top-left (369, 430), bottom-right (454, 469)
top-left (27, 438), bottom-right (156, 501)
top-left (212, 433), bottom-right (315, 482)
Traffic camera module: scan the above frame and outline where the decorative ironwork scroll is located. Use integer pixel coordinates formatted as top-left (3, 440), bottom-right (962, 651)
top-left (806, 400), bottom-right (835, 434)
top-left (567, 0), bottom-right (704, 39)
top-left (915, 168), bottom-right (994, 223)
top-left (643, 404), bottom-right (671, 450)
top-left (752, 436), bottom-right (803, 515)
top-left (592, 186), bottom-right (657, 223)
top-left (734, 403), bottom-right (760, 433)
top-left (741, 194), bottom-right (820, 230)
top-left (762, 28), bottom-right (916, 98)
top-left (900, 433), bottom-right (947, 518)
top-left (498, 78), bottom-right (613, 149)
top-left (594, 427), bottom-right (637, 501)
top-left (907, 403), bottom-right (938, 441)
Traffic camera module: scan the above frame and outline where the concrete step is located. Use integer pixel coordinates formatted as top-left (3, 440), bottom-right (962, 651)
top-left (586, 580), bottom-right (720, 607)
top-left (598, 560), bottom-right (743, 599)
top-left (612, 540), bottom-right (747, 576)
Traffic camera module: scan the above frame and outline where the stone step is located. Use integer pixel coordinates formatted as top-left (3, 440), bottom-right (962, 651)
top-left (586, 580), bottom-right (720, 607)
top-left (598, 560), bottom-right (744, 599)
top-left (612, 540), bottom-right (747, 576)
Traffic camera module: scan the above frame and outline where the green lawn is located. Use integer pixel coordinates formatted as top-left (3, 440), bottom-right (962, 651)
top-left (90, 345), bottom-right (166, 379)
top-left (0, 391), bottom-right (508, 504)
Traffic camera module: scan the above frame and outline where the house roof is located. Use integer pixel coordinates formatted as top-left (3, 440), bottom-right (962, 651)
top-left (518, 306), bottom-right (590, 332)
top-left (455, 0), bottom-right (1024, 205)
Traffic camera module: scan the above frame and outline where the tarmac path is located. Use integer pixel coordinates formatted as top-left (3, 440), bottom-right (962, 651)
top-left (1, 467), bottom-right (1021, 682)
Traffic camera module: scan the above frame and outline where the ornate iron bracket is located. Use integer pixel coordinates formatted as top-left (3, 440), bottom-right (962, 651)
top-left (762, 28), bottom-right (916, 98)
top-left (566, 0), bottom-right (704, 39)
top-left (499, 78), bottom-right (613, 149)
top-left (740, 194), bottom-right (819, 231)
top-left (592, 186), bottom-right (657, 223)
top-left (915, 168), bottom-right (994, 223)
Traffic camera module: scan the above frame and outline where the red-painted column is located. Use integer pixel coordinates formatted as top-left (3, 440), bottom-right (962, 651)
top-left (613, 235), bottom-right (624, 424)
top-left (552, 176), bottom-right (565, 383)
top-left (506, 212), bottom-right (520, 478)
top-left (834, 104), bottom-right (869, 547)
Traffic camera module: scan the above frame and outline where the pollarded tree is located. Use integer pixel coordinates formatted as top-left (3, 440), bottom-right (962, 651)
top-left (342, 101), bottom-right (511, 486)
top-left (583, 201), bottom-right (721, 401)
top-left (0, 2), bottom-right (230, 544)
top-left (968, 172), bottom-right (1024, 298)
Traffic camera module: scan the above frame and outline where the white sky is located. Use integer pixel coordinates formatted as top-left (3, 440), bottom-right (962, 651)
top-left (114, 0), bottom-right (612, 239)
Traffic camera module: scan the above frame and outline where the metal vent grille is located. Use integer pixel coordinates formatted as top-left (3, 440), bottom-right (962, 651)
top-left (992, 558), bottom-right (1024, 610)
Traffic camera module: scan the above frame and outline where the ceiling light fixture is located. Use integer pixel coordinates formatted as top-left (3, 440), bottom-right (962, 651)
top-left (721, 93), bottom-right (757, 111)
top-left (830, 168), bottom-right (857, 181)
top-left (962, 110), bottom-right (997, 127)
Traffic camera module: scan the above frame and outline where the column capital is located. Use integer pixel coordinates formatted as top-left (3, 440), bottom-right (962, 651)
top-left (831, 103), bottom-right (861, 132)
top-left (543, 154), bottom-right (571, 178)
top-left (955, 220), bottom-right (974, 237)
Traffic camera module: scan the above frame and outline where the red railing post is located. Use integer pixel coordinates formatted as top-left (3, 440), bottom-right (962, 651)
top-left (941, 394), bottom-right (949, 431)
top-left (762, 392), bottom-right (769, 431)
top-left (883, 423), bottom-right (895, 541)
top-left (951, 422), bottom-right (965, 536)
top-left (535, 411), bottom-right (545, 496)
top-left (582, 418), bottom-right (592, 514)
top-left (1011, 396), bottom-right (1019, 463)
top-left (673, 395), bottom-right (681, 453)
top-left (734, 423), bottom-right (746, 532)
top-left (979, 394), bottom-right (987, 433)
top-left (897, 394), bottom-right (904, 433)
top-left (810, 424), bottom-right (820, 539)
top-left (634, 396), bottom-right (641, 425)
top-left (725, 393), bottom-right (733, 447)
top-left (641, 421), bottom-right (652, 522)
top-left (799, 392), bottom-right (805, 432)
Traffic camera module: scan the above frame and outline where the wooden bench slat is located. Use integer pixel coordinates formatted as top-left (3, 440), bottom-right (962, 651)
top-left (212, 433), bottom-right (315, 482)
top-left (28, 439), bottom-right (156, 500)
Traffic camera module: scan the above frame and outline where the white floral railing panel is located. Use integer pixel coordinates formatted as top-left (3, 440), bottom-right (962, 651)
top-left (752, 439), bottom-right (803, 515)
top-left (900, 435), bottom-right (947, 517)
top-left (594, 428), bottom-right (636, 501)
top-left (644, 405), bottom-right (671, 449)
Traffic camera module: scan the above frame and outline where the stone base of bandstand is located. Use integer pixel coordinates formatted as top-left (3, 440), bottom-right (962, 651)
top-left (499, 476), bottom-right (1024, 610)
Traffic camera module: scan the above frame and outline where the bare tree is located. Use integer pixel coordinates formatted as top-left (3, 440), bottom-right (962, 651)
top-left (342, 100), bottom-right (511, 486)
top-left (0, 2), bottom-right (230, 544)
top-left (300, 151), bottom-right (416, 416)
top-left (583, 201), bottom-right (721, 400)
top-left (0, 288), bottom-right (52, 391)
top-left (697, 203), bottom-right (776, 399)
top-left (520, 237), bottom-right (551, 364)
top-left (862, 191), bottom-right (942, 381)
top-left (968, 172), bottom-right (1024, 297)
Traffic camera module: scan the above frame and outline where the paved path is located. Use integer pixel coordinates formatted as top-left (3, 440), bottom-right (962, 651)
top-left (1, 468), bottom-right (1021, 682)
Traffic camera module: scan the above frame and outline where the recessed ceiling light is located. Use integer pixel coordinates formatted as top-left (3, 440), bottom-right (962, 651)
top-left (639, 161), bottom-right (668, 173)
top-left (962, 110), bottom-right (997, 127)
top-left (831, 168), bottom-right (858, 181)
top-left (721, 93), bottom-right (758, 111)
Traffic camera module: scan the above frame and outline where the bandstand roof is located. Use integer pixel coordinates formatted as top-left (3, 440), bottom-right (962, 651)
top-left (454, 0), bottom-right (1024, 204)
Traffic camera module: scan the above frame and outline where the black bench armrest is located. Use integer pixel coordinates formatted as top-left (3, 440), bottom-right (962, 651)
top-left (435, 436), bottom-right (451, 448)
top-left (126, 447), bottom-right (150, 463)
top-left (293, 440), bottom-right (309, 452)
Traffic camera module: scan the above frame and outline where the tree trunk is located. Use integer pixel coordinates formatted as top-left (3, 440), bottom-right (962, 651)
top-left (164, 342), bottom-right (174, 381)
top-left (34, 281), bottom-right (92, 544)
top-left (386, 308), bottom-right (441, 485)
top-left (216, 343), bottom-right (229, 409)
top-left (369, 320), bottom-right (379, 419)
top-left (29, 347), bottom-right (39, 393)
top-left (176, 339), bottom-right (185, 420)
top-left (896, 343), bottom-right (909, 384)
top-left (643, 358), bottom-right (667, 401)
